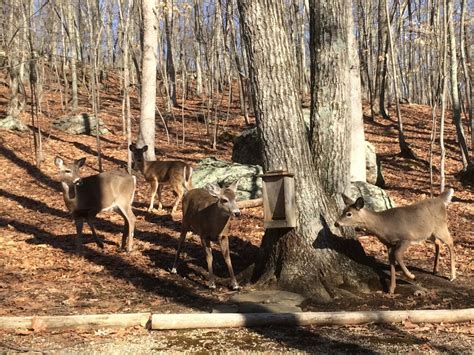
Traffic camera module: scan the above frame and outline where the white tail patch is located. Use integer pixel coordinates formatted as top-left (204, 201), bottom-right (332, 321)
top-left (441, 188), bottom-right (454, 205)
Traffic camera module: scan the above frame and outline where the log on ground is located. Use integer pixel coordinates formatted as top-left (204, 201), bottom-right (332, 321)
top-left (151, 309), bottom-right (474, 330)
top-left (0, 313), bottom-right (151, 330)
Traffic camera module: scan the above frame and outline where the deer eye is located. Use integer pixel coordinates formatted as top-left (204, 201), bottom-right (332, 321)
top-left (345, 212), bottom-right (353, 218)
top-left (221, 197), bottom-right (229, 203)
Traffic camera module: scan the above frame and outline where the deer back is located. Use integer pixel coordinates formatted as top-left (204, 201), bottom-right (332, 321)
top-left (143, 160), bottom-right (190, 185)
top-left (336, 189), bottom-right (454, 244)
top-left (74, 172), bottom-right (135, 213)
top-left (63, 172), bottom-right (135, 217)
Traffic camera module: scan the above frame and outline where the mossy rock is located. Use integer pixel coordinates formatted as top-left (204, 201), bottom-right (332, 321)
top-left (192, 157), bottom-right (263, 200)
top-left (52, 113), bottom-right (110, 135)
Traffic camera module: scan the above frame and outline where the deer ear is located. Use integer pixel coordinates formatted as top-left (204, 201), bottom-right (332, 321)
top-left (228, 179), bottom-right (240, 192)
top-left (342, 194), bottom-right (355, 206)
top-left (129, 144), bottom-right (136, 151)
top-left (206, 183), bottom-right (222, 198)
top-left (75, 157), bottom-right (86, 168)
top-left (354, 197), bottom-right (365, 210)
top-left (54, 156), bottom-right (64, 168)
top-left (142, 145), bottom-right (149, 152)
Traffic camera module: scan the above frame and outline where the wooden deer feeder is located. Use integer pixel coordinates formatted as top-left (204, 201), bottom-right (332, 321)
top-left (260, 170), bottom-right (297, 229)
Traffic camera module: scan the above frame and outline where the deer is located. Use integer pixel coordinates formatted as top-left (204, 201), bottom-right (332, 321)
top-left (171, 180), bottom-right (241, 290)
top-left (334, 188), bottom-right (456, 294)
top-left (129, 144), bottom-right (193, 214)
top-left (54, 156), bottom-right (136, 252)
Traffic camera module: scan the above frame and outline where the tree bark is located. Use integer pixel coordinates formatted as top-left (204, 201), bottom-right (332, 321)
top-left (237, 0), bottom-right (378, 300)
top-left (137, 0), bottom-right (158, 160)
top-left (347, 4), bottom-right (366, 183)
top-left (446, 0), bottom-right (470, 167)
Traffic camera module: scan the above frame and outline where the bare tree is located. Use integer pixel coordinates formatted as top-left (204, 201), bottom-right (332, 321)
top-left (446, 0), bottom-right (470, 168)
top-left (137, 0), bottom-right (158, 160)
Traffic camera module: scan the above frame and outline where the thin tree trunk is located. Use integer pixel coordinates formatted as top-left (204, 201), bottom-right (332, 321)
top-left (385, 0), bottom-right (417, 159)
top-left (446, 0), bottom-right (470, 167)
top-left (137, 0), bottom-right (158, 160)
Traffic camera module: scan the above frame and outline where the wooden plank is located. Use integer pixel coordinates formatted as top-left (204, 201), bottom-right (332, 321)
top-left (0, 313), bottom-right (151, 330)
top-left (151, 309), bottom-right (474, 330)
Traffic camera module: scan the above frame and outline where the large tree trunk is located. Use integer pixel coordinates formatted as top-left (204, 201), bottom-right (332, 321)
top-left (237, 0), bottom-right (379, 301)
top-left (137, 0), bottom-right (158, 160)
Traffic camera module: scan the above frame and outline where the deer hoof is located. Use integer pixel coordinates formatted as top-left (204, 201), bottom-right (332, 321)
top-left (231, 284), bottom-right (240, 291)
top-left (209, 283), bottom-right (216, 290)
top-left (170, 267), bottom-right (177, 274)
top-left (408, 273), bottom-right (416, 280)
top-left (449, 276), bottom-right (456, 282)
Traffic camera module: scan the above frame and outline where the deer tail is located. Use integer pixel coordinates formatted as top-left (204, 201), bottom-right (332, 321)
top-left (439, 188), bottom-right (454, 206)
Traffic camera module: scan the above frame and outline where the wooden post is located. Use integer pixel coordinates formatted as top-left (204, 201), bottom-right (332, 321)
top-left (151, 309), bottom-right (474, 330)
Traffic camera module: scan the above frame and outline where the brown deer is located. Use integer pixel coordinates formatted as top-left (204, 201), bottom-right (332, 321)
top-left (335, 189), bottom-right (456, 294)
top-left (54, 156), bottom-right (136, 252)
top-left (129, 144), bottom-right (193, 213)
top-left (171, 181), bottom-right (241, 290)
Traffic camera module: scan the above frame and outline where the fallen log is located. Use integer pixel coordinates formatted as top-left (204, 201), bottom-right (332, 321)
top-left (151, 308), bottom-right (474, 330)
top-left (0, 313), bottom-right (150, 330)
top-left (237, 198), bottom-right (263, 209)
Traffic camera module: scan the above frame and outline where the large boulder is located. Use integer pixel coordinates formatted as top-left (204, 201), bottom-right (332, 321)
top-left (231, 126), bottom-right (262, 166)
top-left (365, 142), bottom-right (385, 187)
top-left (349, 181), bottom-right (395, 212)
top-left (0, 115), bottom-right (28, 131)
top-left (52, 113), bottom-right (110, 135)
top-left (192, 157), bottom-right (263, 200)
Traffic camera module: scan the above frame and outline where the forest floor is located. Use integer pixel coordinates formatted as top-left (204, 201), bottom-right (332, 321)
top-left (0, 74), bottom-right (473, 353)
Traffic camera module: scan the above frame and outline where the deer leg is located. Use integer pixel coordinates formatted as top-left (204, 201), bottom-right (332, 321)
top-left (74, 217), bottom-right (84, 250)
top-left (219, 236), bottom-right (239, 290)
top-left (435, 227), bottom-right (456, 281)
top-left (171, 184), bottom-right (184, 214)
top-left (86, 217), bottom-right (104, 249)
top-left (171, 228), bottom-right (188, 274)
top-left (148, 179), bottom-right (158, 212)
top-left (388, 246), bottom-right (397, 294)
top-left (201, 237), bottom-right (215, 289)
top-left (433, 238), bottom-right (441, 275)
top-left (117, 205), bottom-right (135, 253)
top-left (157, 184), bottom-right (164, 210)
top-left (394, 241), bottom-right (415, 280)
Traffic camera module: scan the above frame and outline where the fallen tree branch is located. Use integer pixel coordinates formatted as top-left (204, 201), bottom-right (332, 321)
top-left (0, 313), bottom-right (150, 330)
top-left (237, 198), bottom-right (263, 209)
top-left (151, 308), bottom-right (474, 330)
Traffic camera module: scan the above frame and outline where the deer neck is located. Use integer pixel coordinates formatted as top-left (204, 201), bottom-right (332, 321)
top-left (60, 181), bottom-right (78, 211)
top-left (359, 209), bottom-right (387, 239)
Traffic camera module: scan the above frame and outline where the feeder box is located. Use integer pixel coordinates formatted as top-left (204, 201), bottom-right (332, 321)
top-left (260, 170), bottom-right (297, 229)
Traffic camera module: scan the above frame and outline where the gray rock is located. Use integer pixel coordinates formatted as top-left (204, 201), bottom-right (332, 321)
top-left (349, 181), bottom-right (395, 212)
top-left (212, 290), bottom-right (306, 313)
top-left (192, 157), bottom-right (263, 200)
top-left (229, 290), bottom-right (305, 306)
top-left (231, 126), bottom-right (262, 166)
top-left (365, 141), bottom-right (385, 187)
top-left (52, 113), bottom-right (110, 135)
top-left (0, 115), bottom-right (28, 131)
